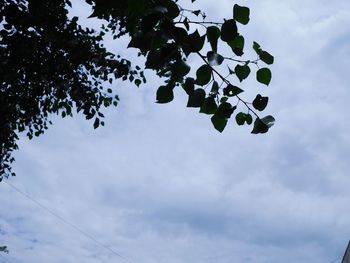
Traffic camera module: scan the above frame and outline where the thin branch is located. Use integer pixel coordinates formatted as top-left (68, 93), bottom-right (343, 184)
top-left (196, 51), bottom-right (260, 118)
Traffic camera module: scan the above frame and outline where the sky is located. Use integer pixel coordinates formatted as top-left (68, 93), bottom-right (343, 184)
top-left (1, 0), bottom-right (350, 263)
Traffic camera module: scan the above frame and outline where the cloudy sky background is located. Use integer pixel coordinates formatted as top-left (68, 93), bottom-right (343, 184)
top-left (1, 0), bottom-right (350, 262)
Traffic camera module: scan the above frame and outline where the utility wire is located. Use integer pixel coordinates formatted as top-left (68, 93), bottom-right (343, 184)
top-left (4, 181), bottom-right (133, 263)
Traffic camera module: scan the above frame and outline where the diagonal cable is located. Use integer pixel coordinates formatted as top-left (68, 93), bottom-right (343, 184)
top-left (4, 181), bottom-right (133, 263)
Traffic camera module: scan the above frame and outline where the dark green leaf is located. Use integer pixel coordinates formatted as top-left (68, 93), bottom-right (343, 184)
top-left (220, 97), bottom-right (228, 103)
top-left (183, 77), bottom-right (195, 95)
top-left (200, 96), bottom-right (218, 114)
top-left (211, 114), bottom-right (227, 132)
top-left (223, 84), bottom-right (243, 97)
top-left (187, 88), bottom-right (206, 107)
top-left (221, 19), bottom-right (238, 42)
top-left (235, 112), bottom-right (252, 125)
top-left (257, 68), bottom-right (272, 86)
top-left (235, 64), bottom-right (250, 82)
top-left (93, 117), bottom-right (100, 129)
top-left (246, 114), bottom-right (253, 125)
top-left (181, 30), bottom-right (205, 55)
top-left (252, 94), bottom-right (268, 111)
top-left (192, 10), bottom-right (201, 16)
top-left (206, 26), bottom-right (221, 52)
top-left (233, 4), bottom-right (250, 25)
top-left (160, 0), bottom-right (180, 19)
top-left (216, 102), bottom-right (235, 119)
top-left (228, 35), bottom-right (244, 56)
top-left (253, 41), bottom-right (262, 55)
top-left (195, 64), bottom-right (212, 86)
top-left (171, 60), bottom-right (190, 80)
top-left (259, 51), bottom-right (274, 65)
top-left (251, 118), bottom-right (269, 134)
top-left (235, 112), bottom-right (246, 125)
top-left (141, 13), bottom-right (162, 32)
top-left (156, 85), bottom-right (174, 103)
top-left (210, 81), bottom-right (219, 96)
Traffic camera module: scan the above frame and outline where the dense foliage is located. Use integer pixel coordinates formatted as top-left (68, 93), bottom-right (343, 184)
top-left (0, 0), bottom-right (274, 180)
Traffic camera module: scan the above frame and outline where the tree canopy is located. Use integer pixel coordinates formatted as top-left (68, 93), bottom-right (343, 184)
top-left (0, 0), bottom-right (275, 180)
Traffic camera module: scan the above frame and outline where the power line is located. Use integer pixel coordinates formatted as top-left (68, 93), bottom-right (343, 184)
top-left (4, 181), bottom-right (133, 263)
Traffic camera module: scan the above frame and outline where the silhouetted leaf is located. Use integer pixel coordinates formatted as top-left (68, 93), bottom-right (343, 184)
top-left (210, 81), bottom-right (219, 96)
top-left (257, 68), bottom-right (272, 85)
top-left (183, 77), bottom-right (195, 95)
top-left (200, 96), bottom-right (218, 114)
top-left (216, 102), bottom-right (235, 119)
top-left (195, 64), bottom-right (212, 86)
top-left (235, 64), bottom-right (250, 82)
top-left (252, 94), bottom-right (268, 111)
top-left (228, 35), bottom-right (244, 56)
top-left (156, 85), bottom-right (174, 103)
top-left (221, 19), bottom-right (238, 42)
top-left (206, 26), bottom-right (221, 52)
top-left (211, 114), bottom-right (227, 132)
top-left (223, 84), bottom-right (243, 97)
top-left (187, 88), bottom-right (206, 107)
top-left (259, 51), bottom-right (274, 65)
top-left (233, 4), bottom-right (250, 25)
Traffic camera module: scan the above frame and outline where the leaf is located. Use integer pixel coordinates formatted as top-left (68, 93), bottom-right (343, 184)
top-left (187, 88), bottom-right (206, 107)
top-left (207, 51), bottom-right (224, 66)
top-left (228, 35), bottom-right (244, 56)
top-left (216, 102), bottom-right (235, 119)
top-left (252, 94), bottom-right (268, 111)
top-left (156, 85), bottom-right (174, 103)
top-left (220, 97), bottom-right (228, 103)
top-left (210, 81), bottom-right (219, 96)
top-left (200, 96), bottom-right (218, 114)
top-left (141, 13), bottom-right (162, 32)
top-left (223, 84), bottom-right (243, 97)
top-left (235, 112), bottom-right (252, 125)
top-left (160, 0), bottom-right (180, 19)
top-left (93, 117), bottom-right (100, 129)
top-left (251, 118), bottom-right (269, 134)
top-left (261, 115), bottom-right (275, 127)
top-left (145, 50), bottom-right (161, 69)
top-left (221, 19), bottom-right (238, 42)
top-left (252, 41), bottom-right (262, 55)
top-left (259, 51), bottom-right (274, 65)
top-left (235, 112), bottom-right (246, 125)
top-left (181, 30), bottom-right (205, 55)
top-left (256, 68), bottom-right (272, 86)
top-left (211, 114), bottom-right (227, 132)
top-left (206, 26), bottom-right (221, 52)
top-left (171, 60), bottom-right (190, 80)
top-left (184, 18), bottom-right (190, 30)
top-left (195, 64), bottom-right (212, 86)
top-left (183, 77), bottom-right (195, 95)
top-left (235, 64), bottom-right (250, 82)
top-left (192, 10), bottom-right (201, 16)
top-left (245, 114), bottom-right (253, 125)
top-left (233, 4), bottom-right (250, 25)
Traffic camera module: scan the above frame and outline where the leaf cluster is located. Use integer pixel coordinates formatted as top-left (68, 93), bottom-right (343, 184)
top-left (0, 0), bottom-right (275, 180)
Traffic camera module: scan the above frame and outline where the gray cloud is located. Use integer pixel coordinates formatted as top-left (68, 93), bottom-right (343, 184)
top-left (1, 0), bottom-right (350, 263)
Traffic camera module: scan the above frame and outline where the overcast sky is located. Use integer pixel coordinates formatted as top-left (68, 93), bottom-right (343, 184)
top-left (1, 0), bottom-right (350, 263)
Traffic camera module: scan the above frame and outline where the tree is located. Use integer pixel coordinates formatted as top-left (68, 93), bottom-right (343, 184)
top-left (0, 0), bottom-right (275, 180)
